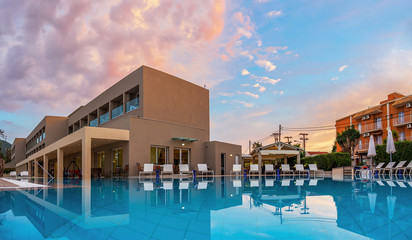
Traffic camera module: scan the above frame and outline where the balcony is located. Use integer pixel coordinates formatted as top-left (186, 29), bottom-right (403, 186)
top-left (393, 112), bottom-right (412, 127)
top-left (112, 105), bottom-right (123, 119)
top-left (360, 122), bottom-right (383, 134)
top-left (400, 135), bottom-right (412, 141)
top-left (126, 97), bottom-right (139, 113)
top-left (99, 112), bottom-right (110, 125)
top-left (89, 118), bottom-right (98, 127)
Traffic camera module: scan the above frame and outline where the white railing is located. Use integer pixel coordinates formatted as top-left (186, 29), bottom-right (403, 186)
top-left (393, 111), bottom-right (412, 126)
top-left (361, 122), bottom-right (382, 133)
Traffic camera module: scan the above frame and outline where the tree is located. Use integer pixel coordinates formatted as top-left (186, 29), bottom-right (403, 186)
top-left (331, 143), bottom-right (337, 153)
top-left (336, 125), bottom-right (360, 162)
top-left (252, 142), bottom-right (262, 149)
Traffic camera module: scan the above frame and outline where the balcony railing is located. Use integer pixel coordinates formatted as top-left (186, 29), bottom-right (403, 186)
top-left (126, 97), bottom-right (139, 113)
top-left (393, 112), bottom-right (412, 126)
top-left (360, 122), bottom-right (382, 133)
top-left (99, 112), bottom-right (110, 125)
top-left (112, 105), bottom-right (123, 119)
top-left (89, 118), bottom-right (98, 127)
top-left (400, 135), bottom-right (412, 141)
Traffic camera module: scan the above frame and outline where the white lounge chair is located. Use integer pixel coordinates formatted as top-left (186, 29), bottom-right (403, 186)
top-left (295, 164), bottom-right (309, 176)
top-left (9, 171), bottom-right (17, 178)
top-left (198, 164), bottom-right (214, 176)
top-left (249, 164), bottom-right (260, 175)
top-left (281, 164), bottom-right (294, 176)
top-left (20, 171), bottom-right (29, 177)
top-left (381, 162), bottom-right (396, 175)
top-left (179, 164), bottom-right (192, 176)
top-left (369, 162), bottom-right (385, 176)
top-left (376, 180), bottom-right (385, 186)
top-left (179, 181), bottom-right (189, 190)
top-left (296, 179), bottom-right (304, 186)
top-left (265, 164), bottom-right (275, 175)
top-left (162, 181), bottom-right (173, 190)
top-left (230, 164), bottom-right (242, 175)
top-left (161, 164), bottom-right (174, 177)
top-left (398, 161), bottom-right (412, 176)
top-left (309, 164), bottom-right (324, 177)
top-left (139, 164), bottom-right (154, 177)
top-left (397, 181), bottom-right (407, 188)
top-left (386, 181), bottom-right (396, 187)
top-left (392, 161), bottom-right (407, 175)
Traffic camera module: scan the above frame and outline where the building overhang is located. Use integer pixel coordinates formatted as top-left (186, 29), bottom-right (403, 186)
top-left (171, 137), bottom-right (199, 142)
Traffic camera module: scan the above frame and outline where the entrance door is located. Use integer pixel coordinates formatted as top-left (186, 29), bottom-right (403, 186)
top-left (173, 148), bottom-right (190, 173)
top-left (112, 148), bottom-right (123, 175)
top-left (221, 153), bottom-right (226, 175)
top-left (97, 151), bottom-right (105, 173)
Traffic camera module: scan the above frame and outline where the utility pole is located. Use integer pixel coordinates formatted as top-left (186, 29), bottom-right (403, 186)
top-left (273, 132), bottom-right (280, 143)
top-left (279, 124), bottom-right (282, 142)
top-left (299, 133), bottom-right (309, 155)
top-left (284, 136), bottom-right (292, 145)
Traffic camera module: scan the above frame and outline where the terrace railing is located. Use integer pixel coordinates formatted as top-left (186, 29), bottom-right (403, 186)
top-left (393, 111), bottom-right (412, 126)
top-left (361, 122), bottom-right (382, 133)
top-left (112, 105), bottom-right (123, 119)
top-left (89, 118), bottom-right (98, 127)
top-left (99, 112), bottom-right (110, 125)
top-left (126, 97), bottom-right (139, 113)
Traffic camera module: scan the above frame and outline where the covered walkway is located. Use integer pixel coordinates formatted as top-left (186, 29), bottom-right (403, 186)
top-left (250, 142), bottom-right (303, 171)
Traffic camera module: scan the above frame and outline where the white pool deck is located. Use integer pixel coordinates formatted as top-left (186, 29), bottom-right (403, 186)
top-left (0, 178), bottom-right (48, 189)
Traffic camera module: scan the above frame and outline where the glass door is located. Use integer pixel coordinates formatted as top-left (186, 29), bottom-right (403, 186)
top-left (97, 151), bottom-right (105, 172)
top-left (173, 148), bottom-right (190, 173)
top-left (112, 148), bottom-right (123, 174)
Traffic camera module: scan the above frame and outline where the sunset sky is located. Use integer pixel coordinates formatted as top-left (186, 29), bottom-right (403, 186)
top-left (1, 0), bottom-right (412, 152)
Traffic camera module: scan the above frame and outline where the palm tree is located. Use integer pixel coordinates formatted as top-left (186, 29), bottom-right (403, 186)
top-left (252, 141), bottom-right (262, 149)
top-left (336, 125), bottom-right (360, 163)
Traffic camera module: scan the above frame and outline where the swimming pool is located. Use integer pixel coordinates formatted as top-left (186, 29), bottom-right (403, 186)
top-left (0, 176), bottom-right (411, 239)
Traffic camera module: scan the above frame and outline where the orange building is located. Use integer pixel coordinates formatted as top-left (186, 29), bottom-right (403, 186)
top-left (335, 93), bottom-right (412, 161)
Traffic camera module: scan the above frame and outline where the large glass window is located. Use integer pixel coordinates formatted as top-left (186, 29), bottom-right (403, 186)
top-left (112, 148), bottom-right (123, 170)
top-left (150, 146), bottom-right (168, 165)
top-left (358, 123), bottom-right (362, 132)
top-left (399, 112), bottom-right (405, 124)
top-left (375, 117), bottom-right (382, 129)
top-left (399, 132), bottom-right (405, 141)
top-left (97, 151), bottom-right (105, 170)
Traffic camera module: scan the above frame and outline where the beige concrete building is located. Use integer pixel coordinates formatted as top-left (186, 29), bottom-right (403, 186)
top-left (15, 66), bottom-right (242, 180)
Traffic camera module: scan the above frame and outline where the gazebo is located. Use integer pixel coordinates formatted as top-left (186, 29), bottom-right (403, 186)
top-left (250, 142), bottom-right (304, 170)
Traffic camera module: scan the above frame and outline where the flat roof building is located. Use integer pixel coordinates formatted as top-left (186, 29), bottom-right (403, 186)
top-left (15, 66), bottom-right (242, 180)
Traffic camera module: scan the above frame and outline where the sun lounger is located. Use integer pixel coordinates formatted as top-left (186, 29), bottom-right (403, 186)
top-left (179, 181), bottom-right (189, 190)
top-left (143, 182), bottom-right (154, 191)
top-left (370, 162), bottom-right (385, 175)
top-left (249, 164), bottom-right (260, 175)
top-left (198, 181), bottom-right (208, 190)
top-left (386, 181), bottom-right (396, 187)
top-left (230, 164), bottom-right (242, 175)
top-left (161, 164), bottom-right (174, 177)
top-left (391, 161), bottom-right (407, 175)
top-left (250, 179), bottom-right (259, 187)
top-left (163, 181), bottom-right (173, 190)
top-left (376, 180), bottom-right (385, 186)
top-left (233, 179), bottom-right (242, 188)
top-left (198, 164), bottom-right (214, 176)
top-left (296, 179), bottom-right (304, 186)
top-left (397, 181), bottom-right (407, 188)
top-left (139, 164), bottom-right (154, 177)
top-left (309, 164), bottom-right (324, 177)
top-left (295, 164), bottom-right (309, 176)
top-left (20, 171), bottom-right (29, 177)
top-left (281, 164), bottom-right (294, 176)
top-left (265, 164), bottom-right (275, 175)
top-left (179, 164), bottom-right (192, 176)
top-left (381, 162), bottom-right (397, 175)
top-left (397, 161), bottom-right (412, 176)
top-left (9, 171), bottom-right (16, 178)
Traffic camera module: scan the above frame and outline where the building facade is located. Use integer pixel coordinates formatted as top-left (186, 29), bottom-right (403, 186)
top-left (335, 92), bottom-right (412, 160)
top-left (15, 66), bottom-right (242, 180)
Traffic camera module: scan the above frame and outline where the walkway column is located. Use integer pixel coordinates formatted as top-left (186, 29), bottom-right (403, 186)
top-left (258, 152), bottom-right (262, 175)
top-left (34, 159), bottom-right (39, 178)
top-left (297, 153), bottom-right (301, 164)
top-left (28, 161), bottom-right (32, 177)
top-left (57, 148), bottom-right (64, 180)
top-left (82, 137), bottom-right (91, 180)
top-left (284, 157), bottom-right (287, 164)
top-left (43, 155), bottom-right (49, 182)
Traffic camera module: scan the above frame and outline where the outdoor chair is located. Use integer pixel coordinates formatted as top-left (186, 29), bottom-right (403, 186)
top-left (250, 178), bottom-right (259, 187)
top-left (395, 161), bottom-right (412, 176)
top-left (143, 182), bottom-right (154, 191)
top-left (281, 164), bottom-right (294, 176)
top-left (398, 161), bottom-right (412, 176)
top-left (265, 164), bottom-right (275, 175)
top-left (139, 164), bottom-right (154, 177)
top-left (20, 171), bottom-right (29, 177)
top-left (233, 179), bottom-right (242, 188)
top-left (9, 171), bottom-right (16, 178)
top-left (161, 164), bottom-right (174, 177)
top-left (380, 162), bottom-right (396, 175)
top-left (265, 178), bottom-right (274, 187)
top-left (281, 179), bottom-right (290, 186)
top-left (249, 164), bottom-right (260, 175)
top-left (179, 164), bottom-right (192, 176)
top-left (394, 161), bottom-right (409, 175)
top-left (309, 164), bottom-right (324, 177)
top-left (198, 181), bottom-right (208, 190)
top-left (179, 181), bottom-right (189, 190)
top-left (198, 164), bottom-right (214, 176)
top-left (230, 164), bottom-right (242, 175)
top-left (295, 164), bottom-right (309, 176)
top-left (309, 179), bottom-right (318, 186)
top-left (368, 162), bottom-right (385, 176)
top-left (296, 179), bottom-right (305, 186)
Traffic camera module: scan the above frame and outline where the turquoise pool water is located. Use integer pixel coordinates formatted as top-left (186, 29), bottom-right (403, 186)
top-left (1, 176), bottom-right (412, 239)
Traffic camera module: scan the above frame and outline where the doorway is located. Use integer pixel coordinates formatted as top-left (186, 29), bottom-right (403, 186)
top-left (173, 148), bottom-right (190, 173)
top-left (221, 153), bottom-right (226, 175)
top-left (112, 148), bottom-right (123, 174)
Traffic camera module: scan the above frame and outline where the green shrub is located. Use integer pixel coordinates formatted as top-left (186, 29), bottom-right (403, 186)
top-left (303, 152), bottom-right (351, 171)
top-left (375, 140), bottom-right (412, 164)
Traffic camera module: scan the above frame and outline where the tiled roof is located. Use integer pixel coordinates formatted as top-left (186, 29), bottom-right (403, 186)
top-left (353, 105), bottom-right (383, 119)
top-left (393, 94), bottom-right (412, 108)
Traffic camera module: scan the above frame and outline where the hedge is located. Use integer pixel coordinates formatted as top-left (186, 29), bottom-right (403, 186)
top-left (375, 140), bottom-right (412, 164)
top-left (303, 152), bottom-right (351, 171)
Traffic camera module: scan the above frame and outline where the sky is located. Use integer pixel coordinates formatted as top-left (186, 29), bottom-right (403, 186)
top-left (1, 0), bottom-right (412, 152)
